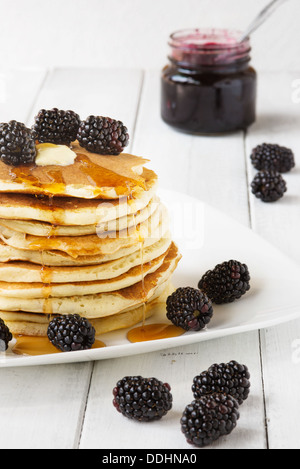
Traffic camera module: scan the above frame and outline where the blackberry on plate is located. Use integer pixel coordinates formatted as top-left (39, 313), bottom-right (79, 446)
top-left (166, 287), bottom-right (213, 332)
top-left (112, 376), bottom-right (172, 422)
top-left (77, 115), bottom-right (129, 155)
top-left (251, 143), bottom-right (295, 173)
top-left (198, 260), bottom-right (250, 305)
top-left (0, 318), bottom-right (13, 352)
top-left (32, 108), bottom-right (81, 145)
top-left (192, 360), bottom-right (251, 405)
top-left (251, 170), bottom-right (287, 203)
top-left (47, 314), bottom-right (96, 352)
top-left (180, 393), bottom-right (240, 448)
top-left (0, 120), bottom-right (36, 166)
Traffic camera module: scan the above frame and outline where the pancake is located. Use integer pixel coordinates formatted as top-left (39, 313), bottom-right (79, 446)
top-left (0, 229), bottom-right (170, 266)
top-left (0, 249), bottom-right (165, 298)
top-left (0, 242), bottom-right (181, 318)
top-left (0, 203), bottom-right (168, 258)
top-left (0, 171), bottom-right (157, 225)
top-left (0, 282), bottom-right (175, 337)
top-left (0, 236), bottom-right (172, 291)
top-left (0, 196), bottom-right (159, 237)
top-left (0, 142), bottom-right (153, 199)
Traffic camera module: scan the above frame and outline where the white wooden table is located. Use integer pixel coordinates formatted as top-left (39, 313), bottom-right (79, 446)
top-left (0, 67), bottom-right (299, 450)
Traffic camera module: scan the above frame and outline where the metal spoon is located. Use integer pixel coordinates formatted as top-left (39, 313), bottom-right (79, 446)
top-left (239, 0), bottom-right (290, 42)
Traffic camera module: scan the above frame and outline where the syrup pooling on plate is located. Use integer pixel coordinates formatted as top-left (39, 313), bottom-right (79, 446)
top-left (12, 336), bottom-right (106, 356)
top-left (127, 323), bottom-right (185, 343)
top-left (12, 336), bottom-right (60, 355)
top-left (126, 290), bottom-right (185, 343)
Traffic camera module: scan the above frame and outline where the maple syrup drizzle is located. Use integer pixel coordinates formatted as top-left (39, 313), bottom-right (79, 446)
top-left (8, 150), bottom-right (145, 199)
top-left (131, 204), bottom-right (147, 327)
top-left (139, 239), bottom-right (147, 326)
top-left (76, 154), bottom-right (145, 196)
top-left (9, 165), bottom-right (66, 195)
top-left (12, 336), bottom-right (106, 356)
top-left (40, 226), bottom-right (55, 315)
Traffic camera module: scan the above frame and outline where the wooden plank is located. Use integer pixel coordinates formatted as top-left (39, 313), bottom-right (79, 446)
top-left (0, 362), bottom-right (93, 449)
top-left (245, 71), bottom-right (300, 262)
top-left (260, 323), bottom-right (300, 449)
top-left (246, 71), bottom-right (300, 449)
top-left (80, 332), bottom-right (266, 449)
top-left (188, 132), bottom-right (250, 226)
top-left (26, 67), bottom-right (144, 150)
top-left (0, 68), bottom-right (46, 122)
top-left (82, 69), bottom-right (266, 449)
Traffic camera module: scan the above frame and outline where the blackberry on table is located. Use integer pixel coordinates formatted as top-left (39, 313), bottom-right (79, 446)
top-left (251, 170), bottom-right (287, 203)
top-left (166, 287), bottom-right (213, 331)
top-left (192, 360), bottom-right (251, 405)
top-left (32, 108), bottom-right (81, 145)
top-left (0, 318), bottom-right (13, 352)
top-left (198, 260), bottom-right (250, 304)
top-left (77, 115), bottom-right (129, 155)
top-left (112, 376), bottom-right (172, 422)
top-left (0, 120), bottom-right (36, 166)
top-left (47, 314), bottom-right (96, 352)
top-left (180, 393), bottom-right (240, 448)
top-left (251, 143), bottom-right (295, 173)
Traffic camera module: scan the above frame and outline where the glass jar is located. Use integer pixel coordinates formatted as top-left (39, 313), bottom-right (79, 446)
top-left (161, 28), bottom-right (257, 135)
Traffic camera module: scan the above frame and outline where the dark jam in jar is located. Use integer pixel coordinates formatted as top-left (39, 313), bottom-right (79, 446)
top-left (161, 28), bottom-right (257, 134)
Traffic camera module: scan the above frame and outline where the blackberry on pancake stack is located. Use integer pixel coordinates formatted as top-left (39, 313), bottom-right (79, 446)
top-left (0, 112), bottom-right (181, 339)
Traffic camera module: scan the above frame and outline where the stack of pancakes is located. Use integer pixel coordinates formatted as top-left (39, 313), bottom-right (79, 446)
top-left (0, 142), bottom-right (181, 337)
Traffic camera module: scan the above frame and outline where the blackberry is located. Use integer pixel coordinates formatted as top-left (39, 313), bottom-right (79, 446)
top-left (192, 361), bottom-right (251, 405)
top-left (166, 287), bottom-right (213, 331)
top-left (77, 115), bottom-right (129, 155)
top-left (47, 314), bottom-right (95, 352)
top-left (251, 143), bottom-right (295, 173)
top-left (0, 318), bottom-right (13, 352)
top-left (0, 120), bottom-right (36, 166)
top-left (251, 170), bottom-right (287, 202)
top-left (32, 108), bottom-right (80, 145)
top-left (198, 260), bottom-right (250, 304)
top-left (180, 393), bottom-right (240, 448)
top-left (112, 376), bottom-right (172, 422)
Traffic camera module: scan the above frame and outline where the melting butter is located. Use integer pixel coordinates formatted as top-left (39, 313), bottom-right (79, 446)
top-left (35, 143), bottom-right (77, 167)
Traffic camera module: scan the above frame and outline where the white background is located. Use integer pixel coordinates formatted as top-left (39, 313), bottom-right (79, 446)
top-left (0, 0), bottom-right (299, 72)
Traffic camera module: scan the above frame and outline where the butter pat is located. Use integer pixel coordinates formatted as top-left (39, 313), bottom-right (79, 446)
top-left (35, 143), bottom-right (77, 167)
